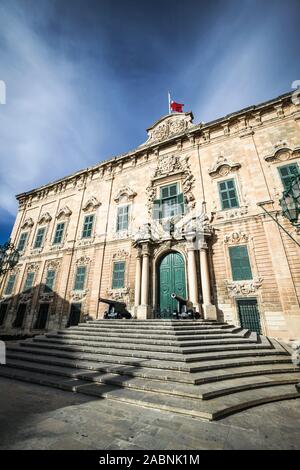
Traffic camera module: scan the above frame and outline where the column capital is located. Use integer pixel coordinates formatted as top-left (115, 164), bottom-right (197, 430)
top-left (200, 241), bottom-right (208, 250)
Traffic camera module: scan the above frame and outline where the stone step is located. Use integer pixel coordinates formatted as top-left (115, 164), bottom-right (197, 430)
top-left (5, 357), bottom-right (299, 401)
top-left (6, 351), bottom-right (195, 383)
top-left (85, 320), bottom-right (230, 328)
top-left (47, 332), bottom-right (259, 347)
top-left (1, 365), bottom-right (299, 420)
top-left (7, 345), bottom-right (191, 371)
top-left (67, 325), bottom-right (241, 335)
top-left (21, 337), bottom-right (285, 364)
top-left (40, 336), bottom-right (269, 355)
top-left (59, 329), bottom-right (249, 341)
top-left (6, 348), bottom-right (299, 385)
top-left (8, 342), bottom-right (292, 373)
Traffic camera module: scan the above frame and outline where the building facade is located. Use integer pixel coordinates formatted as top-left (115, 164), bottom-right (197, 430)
top-left (1, 91), bottom-right (300, 340)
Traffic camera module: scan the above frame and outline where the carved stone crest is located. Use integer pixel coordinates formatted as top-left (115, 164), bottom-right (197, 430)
top-left (142, 112), bottom-right (193, 145)
top-left (76, 256), bottom-right (91, 266)
top-left (112, 249), bottom-right (129, 260)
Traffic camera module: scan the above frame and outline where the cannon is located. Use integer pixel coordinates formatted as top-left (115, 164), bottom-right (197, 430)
top-left (171, 293), bottom-right (199, 319)
top-left (99, 297), bottom-right (132, 319)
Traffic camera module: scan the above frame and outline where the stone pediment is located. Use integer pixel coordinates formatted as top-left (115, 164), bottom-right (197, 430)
top-left (142, 112), bottom-right (194, 145)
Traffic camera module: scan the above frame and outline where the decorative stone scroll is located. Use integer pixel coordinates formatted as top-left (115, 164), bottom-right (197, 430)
top-left (264, 145), bottom-right (300, 163)
top-left (225, 278), bottom-right (263, 297)
top-left (82, 196), bottom-right (101, 212)
top-left (75, 256), bottom-right (91, 266)
top-left (112, 249), bottom-right (129, 260)
top-left (56, 206), bottom-right (72, 219)
top-left (114, 187), bottom-right (137, 204)
top-left (21, 217), bottom-right (34, 229)
top-left (38, 212), bottom-right (52, 225)
top-left (224, 231), bottom-right (249, 244)
top-left (208, 154), bottom-right (241, 178)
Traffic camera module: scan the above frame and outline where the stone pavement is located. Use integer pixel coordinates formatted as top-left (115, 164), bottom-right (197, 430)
top-left (0, 377), bottom-right (299, 450)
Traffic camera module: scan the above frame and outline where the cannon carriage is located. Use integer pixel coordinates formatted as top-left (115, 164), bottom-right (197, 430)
top-left (170, 293), bottom-right (200, 319)
top-left (99, 297), bottom-right (132, 319)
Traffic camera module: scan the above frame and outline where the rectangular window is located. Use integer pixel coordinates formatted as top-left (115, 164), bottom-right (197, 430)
top-left (44, 270), bottom-right (55, 292)
top-left (278, 164), bottom-right (299, 190)
top-left (53, 222), bottom-right (65, 245)
top-left (218, 179), bottom-right (239, 210)
top-left (112, 261), bottom-right (125, 289)
top-left (34, 304), bottom-right (49, 330)
top-left (13, 303), bottom-right (27, 328)
top-left (0, 303), bottom-right (8, 326)
top-left (74, 266), bottom-right (86, 291)
top-left (4, 274), bottom-right (16, 295)
top-left (117, 206), bottom-right (129, 231)
top-left (82, 214), bottom-right (94, 238)
top-left (154, 183), bottom-right (184, 220)
top-left (23, 271), bottom-right (34, 292)
top-left (17, 232), bottom-right (28, 252)
top-left (229, 245), bottom-right (252, 281)
top-left (34, 227), bottom-right (46, 249)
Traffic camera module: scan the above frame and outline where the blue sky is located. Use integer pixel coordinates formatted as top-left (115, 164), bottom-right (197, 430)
top-left (0, 0), bottom-right (299, 243)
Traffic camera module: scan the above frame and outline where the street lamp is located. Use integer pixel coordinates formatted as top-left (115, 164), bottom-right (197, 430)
top-left (0, 239), bottom-right (20, 277)
top-left (279, 174), bottom-right (300, 227)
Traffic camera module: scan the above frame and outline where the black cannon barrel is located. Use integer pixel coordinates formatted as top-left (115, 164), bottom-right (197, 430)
top-left (99, 297), bottom-right (126, 308)
top-left (171, 293), bottom-right (188, 305)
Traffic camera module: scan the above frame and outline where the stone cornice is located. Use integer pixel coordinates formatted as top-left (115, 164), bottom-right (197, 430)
top-left (16, 91), bottom-right (296, 206)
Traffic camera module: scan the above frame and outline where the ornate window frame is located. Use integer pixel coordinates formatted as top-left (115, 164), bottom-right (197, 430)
top-left (223, 231), bottom-right (263, 298)
top-left (113, 188), bottom-right (136, 239)
top-left (107, 250), bottom-right (130, 298)
top-left (70, 256), bottom-right (90, 301)
top-left (264, 143), bottom-right (300, 196)
top-left (51, 206), bottom-right (72, 249)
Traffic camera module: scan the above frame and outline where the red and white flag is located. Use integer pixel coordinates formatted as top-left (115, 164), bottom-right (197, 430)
top-left (168, 92), bottom-right (184, 113)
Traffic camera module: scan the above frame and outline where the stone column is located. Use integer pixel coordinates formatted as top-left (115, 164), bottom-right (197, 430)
top-left (187, 247), bottom-right (198, 307)
top-left (136, 243), bottom-right (151, 319)
top-left (141, 252), bottom-right (149, 305)
top-left (134, 252), bottom-right (142, 309)
top-left (199, 242), bottom-right (217, 320)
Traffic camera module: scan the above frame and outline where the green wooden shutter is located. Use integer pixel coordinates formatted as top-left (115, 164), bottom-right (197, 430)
top-left (229, 245), bottom-right (252, 281)
top-left (177, 193), bottom-right (185, 215)
top-left (153, 199), bottom-right (161, 220)
top-left (278, 164), bottom-right (299, 190)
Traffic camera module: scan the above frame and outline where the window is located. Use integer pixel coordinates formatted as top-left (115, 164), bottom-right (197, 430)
top-left (13, 303), bottom-right (26, 328)
top-left (34, 227), bottom-right (46, 249)
top-left (4, 274), bottom-right (16, 295)
top-left (229, 245), bottom-right (252, 281)
top-left (218, 179), bottom-right (239, 210)
top-left (153, 183), bottom-right (184, 220)
top-left (112, 261), bottom-right (125, 289)
top-left (82, 214), bottom-right (94, 238)
top-left (278, 164), bottom-right (299, 190)
top-left (0, 303), bottom-right (8, 326)
top-left (117, 205), bottom-right (129, 231)
top-left (53, 222), bottom-right (65, 245)
top-left (44, 270), bottom-right (55, 292)
top-left (23, 272), bottom-right (34, 292)
top-left (74, 266), bottom-right (86, 291)
top-left (34, 304), bottom-right (49, 330)
top-left (17, 232), bottom-right (28, 252)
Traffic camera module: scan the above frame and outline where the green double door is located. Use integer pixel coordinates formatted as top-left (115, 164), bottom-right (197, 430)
top-left (158, 252), bottom-right (186, 317)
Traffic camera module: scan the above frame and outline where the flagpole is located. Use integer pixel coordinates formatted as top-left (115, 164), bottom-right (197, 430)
top-left (168, 92), bottom-right (171, 114)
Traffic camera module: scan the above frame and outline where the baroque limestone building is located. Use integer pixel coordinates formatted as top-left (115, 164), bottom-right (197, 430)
top-left (1, 91), bottom-right (300, 340)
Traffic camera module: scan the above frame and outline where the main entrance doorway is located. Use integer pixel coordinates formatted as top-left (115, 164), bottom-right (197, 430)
top-left (158, 252), bottom-right (186, 318)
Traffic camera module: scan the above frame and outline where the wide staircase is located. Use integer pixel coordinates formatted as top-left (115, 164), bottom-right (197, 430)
top-left (1, 320), bottom-right (300, 420)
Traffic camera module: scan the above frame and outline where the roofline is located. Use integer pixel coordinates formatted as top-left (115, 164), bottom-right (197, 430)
top-left (16, 90), bottom-right (294, 200)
